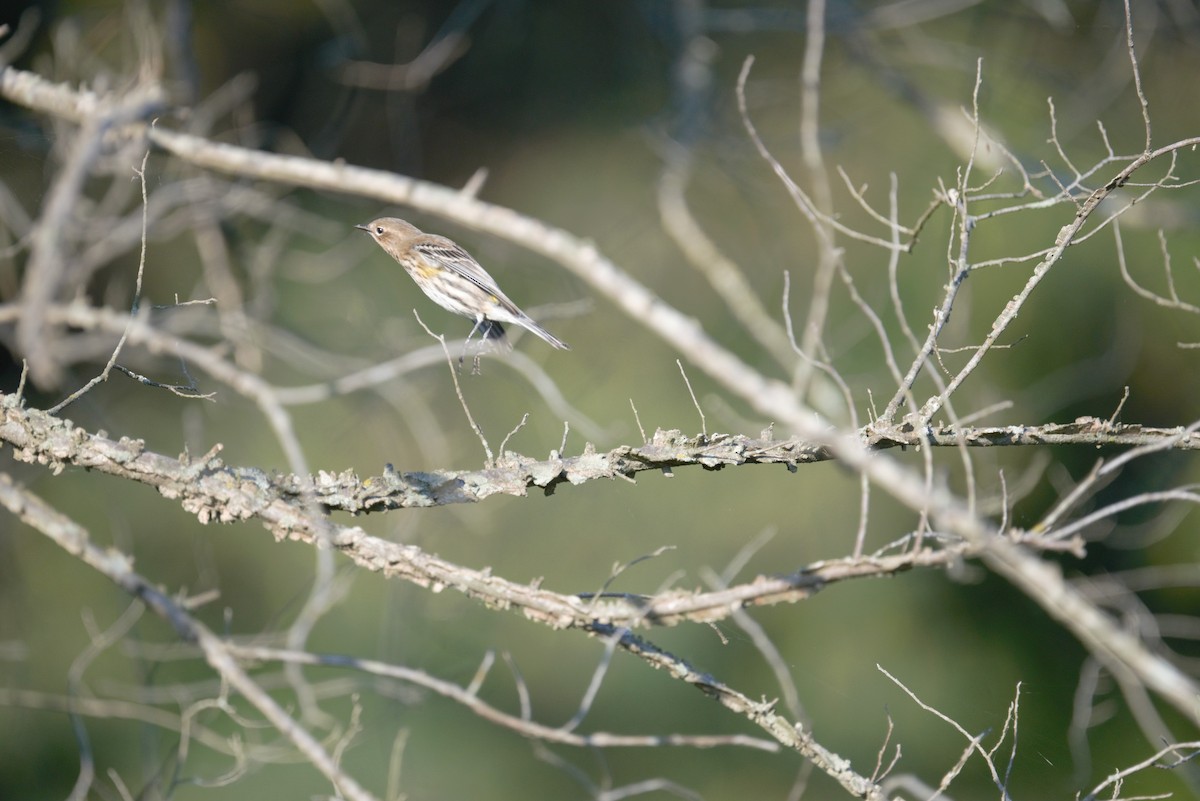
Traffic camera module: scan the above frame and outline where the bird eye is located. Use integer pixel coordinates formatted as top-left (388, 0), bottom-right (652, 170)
top-left (376, 226), bottom-right (384, 235)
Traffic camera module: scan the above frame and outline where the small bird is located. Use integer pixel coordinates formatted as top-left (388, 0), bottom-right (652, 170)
top-left (356, 217), bottom-right (569, 351)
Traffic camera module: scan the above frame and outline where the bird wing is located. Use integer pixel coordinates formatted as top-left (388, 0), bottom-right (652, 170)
top-left (413, 238), bottom-right (524, 315)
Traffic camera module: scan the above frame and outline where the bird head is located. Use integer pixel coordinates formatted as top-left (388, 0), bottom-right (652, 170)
top-left (355, 217), bottom-right (422, 250)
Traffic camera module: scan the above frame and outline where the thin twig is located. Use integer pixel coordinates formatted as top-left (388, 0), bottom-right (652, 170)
top-left (676, 359), bottom-right (707, 438)
top-left (51, 150), bottom-right (154, 414)
top-left (415, 310), bottom-right (493, 465)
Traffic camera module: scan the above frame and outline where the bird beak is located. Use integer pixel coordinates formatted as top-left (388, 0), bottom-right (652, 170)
top-left (354, 223), bottom-right (371, 232)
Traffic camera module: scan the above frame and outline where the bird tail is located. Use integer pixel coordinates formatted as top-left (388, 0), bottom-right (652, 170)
top-left (515, 316), bottom-right (570, 350)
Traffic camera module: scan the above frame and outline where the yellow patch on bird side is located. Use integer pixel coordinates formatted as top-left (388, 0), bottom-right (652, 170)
top-left (409, 262), bottom-right (440, 279)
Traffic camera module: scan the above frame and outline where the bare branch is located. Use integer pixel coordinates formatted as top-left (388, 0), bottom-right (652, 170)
top-left (0, 476), bottom-right (379, 801)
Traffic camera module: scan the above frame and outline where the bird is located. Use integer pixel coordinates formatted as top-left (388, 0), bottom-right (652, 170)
top-left (356, 217), bottom-right (570, 351)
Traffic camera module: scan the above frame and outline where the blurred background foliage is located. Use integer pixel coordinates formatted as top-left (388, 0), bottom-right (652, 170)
top-left (1, 1), bottom-right (1199, 799)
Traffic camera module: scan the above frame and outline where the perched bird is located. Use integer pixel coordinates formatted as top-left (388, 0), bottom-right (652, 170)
top-left (356, 217), bottom-right (570, 351)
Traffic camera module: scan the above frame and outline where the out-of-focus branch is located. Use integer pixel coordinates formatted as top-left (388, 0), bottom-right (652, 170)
top-left (16, 81), bottom-right (164, 388)
top-left (0, 475), bottom-right (379, 801)
top-left (658, 159), bottom-right (797, 370)
top-left (656, 3), bottom-right (796, 370)
top-left (229, 645), bottom-right (779, 752)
